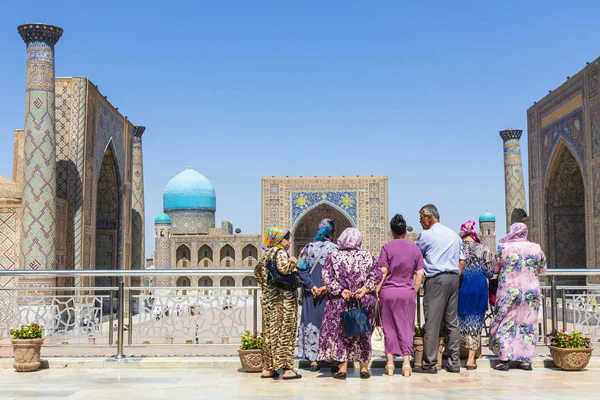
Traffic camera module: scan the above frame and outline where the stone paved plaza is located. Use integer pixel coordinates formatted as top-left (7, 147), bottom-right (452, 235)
top-left (0, 366), bottom-right (598, 399)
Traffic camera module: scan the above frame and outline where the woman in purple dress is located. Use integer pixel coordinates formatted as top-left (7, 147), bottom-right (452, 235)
top-left (317, 228), bottom-right (382, 380)
top-left (490, 223), bottom-right (546, 371)
top-left (375, 214), bottom-right (425, 377)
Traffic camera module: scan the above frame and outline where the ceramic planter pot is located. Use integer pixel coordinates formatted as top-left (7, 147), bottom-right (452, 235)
top-left (549, 346), bottom-right (594, 371)
top-left (412, 337), bottom-right (444, 369)
top-left (238, 349), bottom-right (263, 372)
top-left (11, 338), bottom-right (44, 372)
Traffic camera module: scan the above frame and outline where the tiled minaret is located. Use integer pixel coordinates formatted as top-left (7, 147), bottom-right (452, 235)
top-left (500, 128), bottom-right (527, 232)
top-left (479, 211), bottom-right (497, 251)
top-left (131, 126), bottom-right (146, 279)
top-left (18, 24), bottom-right (63, 284)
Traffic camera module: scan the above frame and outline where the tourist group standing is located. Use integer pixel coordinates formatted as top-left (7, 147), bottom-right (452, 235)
top-left (254, 204), bottom-right (547, 380)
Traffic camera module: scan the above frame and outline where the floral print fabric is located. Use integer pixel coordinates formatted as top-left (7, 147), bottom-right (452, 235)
top-left (317, 248), bottom-right (382, 363)
top-left (489, 240), bottom-right (546, 362)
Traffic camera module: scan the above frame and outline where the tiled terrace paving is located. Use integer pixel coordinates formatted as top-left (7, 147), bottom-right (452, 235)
top-left (0, 365), bottom-right (598, 399)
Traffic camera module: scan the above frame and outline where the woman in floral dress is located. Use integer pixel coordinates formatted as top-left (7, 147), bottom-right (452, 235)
top-left (317, 228), bottom-right (382, 379)
top-left (297, 219), bottom-right (339, 372)
top-left (489, 222), bottom-right (546, 371)
top-left (457, 220), bottom-right (493, 370)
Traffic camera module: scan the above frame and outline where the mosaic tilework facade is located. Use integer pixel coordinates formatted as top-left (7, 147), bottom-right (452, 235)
top-left (19, 26), bottom-right (62, 285)
top-left (500, 129), bottom-right (527, 233)
top-left (527, 59), bottom-right (600, 277)
top-left (131, 127), bottom-right (145, 271)
top-left (0, 24), bottom-right (143, 291)
top-left (261, 177), bottom-right (388, 255)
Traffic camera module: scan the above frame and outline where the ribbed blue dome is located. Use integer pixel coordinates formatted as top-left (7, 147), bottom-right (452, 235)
top-left (163, 168), bottom-right (216, 212)
top-left (154, 212), bottom-right (171, 224)
top-left (479, 211), bottom-right (495, 222)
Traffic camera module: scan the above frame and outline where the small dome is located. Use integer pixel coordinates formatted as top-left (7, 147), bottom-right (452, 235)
top-left (479, 210), bottom-right (496, 222)
top-left (154, 212), bottom-right (172, 224)
top-left (163, 168), bottom-right (216, 212)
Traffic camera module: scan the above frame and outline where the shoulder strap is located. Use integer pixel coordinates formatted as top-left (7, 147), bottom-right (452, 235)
top-left (309, 242), bottom-right (333, 275)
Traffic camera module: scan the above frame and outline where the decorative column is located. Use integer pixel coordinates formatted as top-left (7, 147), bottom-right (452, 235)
top-left (500, 128), bottom-right (527, 232)
top-left (131, 126), bottom-right (145, 276)
top-left (18, 24), bottom-right (63, 286)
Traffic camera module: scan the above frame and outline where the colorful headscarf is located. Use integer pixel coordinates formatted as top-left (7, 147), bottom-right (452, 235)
top-left (459, 220), bottom-right (480, 243)
top-left (314, 218), bottom-right (335, 242)
top-left (499, 222), bottom-right (528, 244)
top-left (262, 227), bottom-right (289, 250)
top-left (337, 227), bottom-right (362, 250)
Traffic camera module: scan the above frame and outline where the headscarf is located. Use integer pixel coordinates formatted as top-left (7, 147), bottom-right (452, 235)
top-left (262, 227), bottom-right (289, 250)
top-left (459, 220), bottom-right (480, 243)
top-left (337, 227), bottom-right (362, 250)
top-left (499, 222), bottom-right (528, 244)
top-left (314, 218), bottom-right (335, 242)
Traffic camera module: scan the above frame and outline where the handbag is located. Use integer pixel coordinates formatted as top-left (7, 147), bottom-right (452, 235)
top-left (266, 249), bottom-right (298, 290)
top-left (489, 278), bottom-right (498, 307)
top-left (340, 299), bottom-right (371, 337)
top-left (371, 301), bottom-right (385, 354)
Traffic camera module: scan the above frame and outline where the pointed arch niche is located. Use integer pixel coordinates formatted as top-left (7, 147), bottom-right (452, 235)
top-left (545, 141), bottom-right (586, 285)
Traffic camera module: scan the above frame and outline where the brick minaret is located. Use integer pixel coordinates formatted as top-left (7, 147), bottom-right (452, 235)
top-left (500, 129), bottom-right (527, 232)
top-left (18, 24), bottom-right (63, 284)
top-left (131, 126), bottom-right (146, 279)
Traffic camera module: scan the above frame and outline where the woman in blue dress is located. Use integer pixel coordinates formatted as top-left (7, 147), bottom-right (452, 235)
top-left (457, 220), bottom-right (493, 370)
top-left (297, 219), bottom-right (339, 372)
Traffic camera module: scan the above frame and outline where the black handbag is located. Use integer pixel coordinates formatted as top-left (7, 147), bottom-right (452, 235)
top-left (340, 299), bottom-right (371, 337)
top-left (266, 249), bottom-right (298, 290)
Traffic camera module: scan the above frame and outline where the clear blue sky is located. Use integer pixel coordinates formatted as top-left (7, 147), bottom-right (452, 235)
top-left (1, 1), bottom-right (599, 258)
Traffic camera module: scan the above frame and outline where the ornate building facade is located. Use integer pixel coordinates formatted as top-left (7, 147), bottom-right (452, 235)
top-left (0, 24), bottom-right (145, 291)
top-left (526, 58), bottom-right (600, 281)
top-left (500, 129), bottom-right (528, 232)
top-left (261, 176), bottom-right (388, 255)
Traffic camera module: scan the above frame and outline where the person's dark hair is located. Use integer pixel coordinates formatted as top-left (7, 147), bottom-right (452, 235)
top-left (420, 204), bottom-right (440, 220)
top-left (390, 214), bottom-right (407, 237)
top-left (283, 232), bottom-right (290, 240)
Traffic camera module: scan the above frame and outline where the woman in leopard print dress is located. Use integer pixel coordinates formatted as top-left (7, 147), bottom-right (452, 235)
top-left (254, 227), bottom-right (302, 380)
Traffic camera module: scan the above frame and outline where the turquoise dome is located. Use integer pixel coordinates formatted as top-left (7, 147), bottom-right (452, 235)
top-left (163, 168), bottom-right (216, 212)
top-left (479, 211), bottom-right (496, 222)
top-left (154, 212), bottom-right (171, 224)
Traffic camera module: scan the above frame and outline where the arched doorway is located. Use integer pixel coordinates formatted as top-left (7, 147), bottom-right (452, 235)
top-left (242, 244), bottom-right (258, 267)
top-left (94, 145), bottom-right (121, 292)
top-left (546, 144), bottom-right (586, 285)
top-left (220, 275), bottom-right (235, 296)
top-left (176, 244), bottom-right (191, 268)
top-left (292, 203), bottom-right (354, 255)
top-left (176, 276), bottom-right (191, 295)
top-left (220, 244), bottom-right (235, 268)
top-left (198, 276), bottom-right (213, 295)
top-left (242, 276), bottom-right (257, 295)
top-left (198, 244), bottom-right (213, 268)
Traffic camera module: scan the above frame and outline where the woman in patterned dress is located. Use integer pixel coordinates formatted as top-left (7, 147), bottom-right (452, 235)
top-left (297, 219), bottom-right (339, 372)
top-left (489, 222), bottom-right (547, 371)
top-left (457, 220), bottom-right (493, 370)
top-left (254, 227), bottom-right (302, 380)
top-left (317, 228), bottom-right (382, 379)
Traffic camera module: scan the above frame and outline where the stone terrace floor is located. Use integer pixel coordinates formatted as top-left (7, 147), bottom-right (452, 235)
top-left (0, 366), bottom-right (598, 399)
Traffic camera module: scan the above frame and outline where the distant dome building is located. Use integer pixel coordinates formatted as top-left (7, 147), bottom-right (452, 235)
top-left (162, 168), bottom-right (216, 235)
top-left (152, 167), bottom-right (261, 292)
top-left (479, 211), bottom-right (497, 251)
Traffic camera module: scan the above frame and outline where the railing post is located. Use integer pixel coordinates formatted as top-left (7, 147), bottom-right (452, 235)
top-left (252, 288), bottom-right (258, 333)
top-left (109, 289), bottom-right (115, 345)
top-left (542, 290), bottom-right (548, 344)
top-left (550, 275), bottom-right (558, 332)
top-left (128, 289), bottom-right (133, 345)
top-left (416, 287), bottom-right (422, 327)
top-left (115, 277), bottom-right (126, 359)
top-left (561, 289), bottom-right (567, 330)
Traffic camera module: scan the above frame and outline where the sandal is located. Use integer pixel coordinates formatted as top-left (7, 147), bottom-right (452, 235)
top-left (518, 363), bottom-right (533, 371)
top-left (360, 371), bottom-right (370, 379)
top-left (333, 372), bottom-right (347, 380)
top-left (282, 370), bottom-right (302, 380)
top-left (260, 371), bottom-right (279, 379)
top-left (493, 362), bottom-right (509, 371)
top-left (466, 364), bottom-right (477, 370)
top-left (402, 365), bottom-right (412, 377)
top-left (310, 364), bottom-right (320, 372)
top-left (385, 364), bottom-right (395, 376)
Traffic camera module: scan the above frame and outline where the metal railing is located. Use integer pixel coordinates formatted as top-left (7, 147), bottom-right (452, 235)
top-left (0, 269), bottom-right (260, 359)
top-left (1, 268), bottom-right (600, 359)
